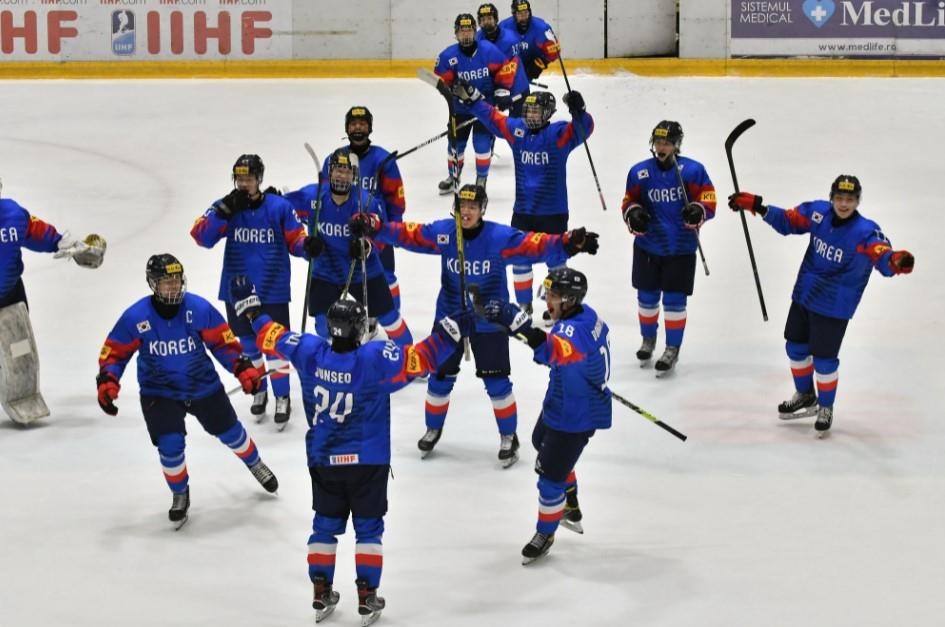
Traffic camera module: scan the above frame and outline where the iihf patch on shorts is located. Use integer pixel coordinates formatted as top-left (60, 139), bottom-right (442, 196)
top-left (437, 234), bottom-right (450, 245)
top-left (329, 453), bottom-right (360, 465)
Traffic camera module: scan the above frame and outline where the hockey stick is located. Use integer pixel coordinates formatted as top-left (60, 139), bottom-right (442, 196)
top-left (550, 36), bottom-right (608, 212)
top-left (389, 118), bottom-right (476, 163)
top-left (226, 367), bottom-right (282, 396)
top-left (724, 119), bottom-right (768, 322)
top-left (530, 80), bottom-right (548, 89)
top-left (418, 67), bottom-right (471, 361)
top-left (348, 153), bottom-right (371, 319)
top-left (300, 143), bottom-right (325, 333)
top-left (670, 155), bottom-right (710, 276)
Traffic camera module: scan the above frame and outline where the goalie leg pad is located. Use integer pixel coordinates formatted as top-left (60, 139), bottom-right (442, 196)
top-left (0, 302), bottom-right (49, 424)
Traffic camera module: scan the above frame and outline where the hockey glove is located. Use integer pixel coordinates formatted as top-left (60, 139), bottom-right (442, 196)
top-left (96, 371), bottom-right (120, 416)
top-left (563, 90), bottom-right (586, 114)
top-left (682, 202), bottom-right (706, 229)
top-left (213, 189), bottom-right (250, 219)
top-left (482, 300), bottom-right (532, 333)
top-left (728, 192), bottom-right (767, 217)
top-left (890, 250), bottom-right (915, 274)
top-left (494, 88), bottom-right (513, 111)
top-left (234, 357), bottom-right (263, 395)
top-left (349, 212), bottom-right (382, 238)
top-left (563, 227), bottom-right (599, 256)
top-left (623, 204), bottom-right (650, 235)
top-left (303, 235), bottom-right (325, 259)
top-left (525, 57), bottom-right (546, 81)
top-left (452, 79), bottom-right (483, 105)
top-left (435, 309), bottom-right (476, 345)
top-left (228, 275), bottom-right (262, 320)
top-left (349, 237), bottom-right (373, 260)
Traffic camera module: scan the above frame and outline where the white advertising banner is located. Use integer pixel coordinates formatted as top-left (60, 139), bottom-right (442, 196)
top-left (0, 0), bottom-right (292, 61)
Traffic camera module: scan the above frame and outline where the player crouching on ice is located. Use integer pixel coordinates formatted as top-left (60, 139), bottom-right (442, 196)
top-left (0, 183), bottom-right (105, 424)
top-left (96, 254), bottom-right (278, 530)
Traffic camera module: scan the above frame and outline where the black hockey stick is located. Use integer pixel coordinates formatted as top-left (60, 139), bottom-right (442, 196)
top-left (348, 152), bottom-right (371, 319)
top-left (670, 154), bottom-right (710, 276)
top-left (418, 67), bottom-right (471, 360)
top-left (724, 119), bottom-right (768, 322)
top-left (226, 367), bottom-right (283, 396)
top-left (551, 35), bottom-right (608, 212)
top-left (388, 118), bottom-right (476, 163)
top-left (300, 143), bottom-right (324, 333)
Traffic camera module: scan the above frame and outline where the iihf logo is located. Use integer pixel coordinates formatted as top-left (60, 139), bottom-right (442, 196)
top-left (802, 0), bottom-right (835, 28)
top-left (111, 10), bottom-right (135, 56)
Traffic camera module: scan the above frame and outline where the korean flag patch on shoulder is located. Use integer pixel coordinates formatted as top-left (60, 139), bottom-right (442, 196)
top-left (136, 320), bottom-right (151, 333)
top-left (638, 169), bottom-right (649, 180)
top-left (513, 128), bottom-right (525, 138)
top-left (449, 57), bottom-right (458, 66)
top-left (811, 212), bottom-right (824, 224)
top-left (437, 233), bottom-right (450, 245)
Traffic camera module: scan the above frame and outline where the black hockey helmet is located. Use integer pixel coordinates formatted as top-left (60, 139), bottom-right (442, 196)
top-left (328, 148), bottom-right (354, 195)
top-left (457, 183), bottom-right (488, 215)
top-left (542, 267), bottom-right (587, 306)
top-left (511, 0), bottom-right (532, 16)
top-left (146, 253), bottom-right (186, 305)
top-left (455, 13), bottom-right (476, 31)
top-left (522, 91), bottom-right (556, 129)
top-left (232, 154), bottom-right (264, 183)
top-left (327, 298), bottom-right (367, 345)
top-left (478, 3), bottom-right (500, 24)
top-left (650, 121), bottom-right (683, 151)
top-left (830, 174), bottom-right (862, 199)
top-left (345, 105), bottom-right (373, 138)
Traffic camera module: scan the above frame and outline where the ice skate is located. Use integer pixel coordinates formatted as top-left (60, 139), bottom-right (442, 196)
top-left (636, 336), bottom-right (656, 364)
top-left (437, 176), bottom-right (454, 195)
top-left (475, 175), bottom-right (487, 192)
top-left (356, 578), bottom-right (385, 627)
top-left (251, 390), bottom-right (268, 421)
top-left (560, 489), bottom-right (584, 534)
top-left (654, 345), bottom-right (679, 377)
top-left (249, 459), bottom-right (279, 493)
top-left (168, 487), bottom-right (189, 530)
top-left (313, 575), bottom-right (340, 623)
top-left (417, 427), bottom-right (442, 459)
top-left (498, 433), bottom-right (519, 469)
top-left (273, 396), bottom-right (291, 430)
top-left (777, 391), bottom-right (818, 420)
top-left (815, 405), bottom-right (833, 437)
top-left (521, 531), bottom-right (554, 565)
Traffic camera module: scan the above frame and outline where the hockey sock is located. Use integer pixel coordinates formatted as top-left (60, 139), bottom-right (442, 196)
top-left (309, 514), bottom-right (345, 584)
top-left (157, 432), bottom-right (188, 493)
top-left (386, 272), bottom-right (401, 311)
top-left (377, 309), bottom-right (412, 347)
top-left (512, 264), bottom-right (533, 306)
top-left (474, 151), bottom-right (492, 178)
top-left (484, 377), bottom-right (517, 435)
top-left (217, 421), bottom-right (260, 467)
top-left (424, 375), bottom-right (456, 429)
top-left (786, 341), bottom-right (815, 393)
top-left (637, 289), bottom-right (660, 339)
top-left (267, 357), bottom-right (291, 398)
top-left (662, 292), bottom-right (687, 348)
top-left (813, 356), bottom-right (839, 408)
top-left (353, 517), bottom-right (385, 589)
top-left (536, 475), bottom-right (566, 536)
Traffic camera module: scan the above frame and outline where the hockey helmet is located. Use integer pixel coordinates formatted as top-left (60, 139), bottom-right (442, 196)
top-left (146, 253), bottom-right (186, 305)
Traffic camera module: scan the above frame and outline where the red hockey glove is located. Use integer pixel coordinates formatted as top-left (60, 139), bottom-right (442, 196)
top-left (349, 212), bottom-right (382, 238)
top-left (727, 192), bottom-right (767, 216)
top-left (234, 358), bottom-right (263, 394)
top-left (96, 372), bottom-right (120, 416)
top-left (890, 250), bottom-right (915, 274)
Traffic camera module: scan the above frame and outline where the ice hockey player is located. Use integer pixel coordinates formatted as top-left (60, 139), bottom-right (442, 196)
top-left (729, 175), bottom-right (914, 436)
top-left (482, 267), bottom-right (612, 564)
top-left (351, 184), bottom-right (598, 468)
top-left (499, 0), bottom-right (560, 83)
top-left (284, 148), bottom-right (413, 349)
top-left (621, 120), bottom-right (716, 375)
top-left (0, 186), bottom-right (105, 424)
top-left (190, 154), bottom-right (308, 429)
top-left (476, 3), bottom-right (531, 116)
top-left (96, 254), bottom-right (278, 529)
top-left (228, 274), bottom-right (473, 625)
top-left (434, 12), bottom-right (520, 194)
top-left (452, 79), bottom-right (592, 326)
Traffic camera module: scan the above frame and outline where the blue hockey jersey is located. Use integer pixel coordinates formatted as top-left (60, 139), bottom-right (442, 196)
top-left (498, 14), bottom-right (559, 77)
top-left (318, 146), bottom-right (406, 224)
top-left (434, 39), bottom-right (519, 116)
top-left (0, 199), bottom-right (63, 299)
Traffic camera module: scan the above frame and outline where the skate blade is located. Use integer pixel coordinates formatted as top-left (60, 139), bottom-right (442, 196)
top-left (315, 605), bottom-right (337, 623)
top-left (172, 516), bottom-right (189, 531)
top-left (500, 452), bottom-right (519, 469)
top-left (654, 367), bottom-right (675, 378)
top-left (559, 518), bottom-right (584, 534)
top-left (778, 407), bottom-right (818, 420)
top-left (254, 413), bottom-right (267, 424)
top-left (420, 449), bottom-right (435, 460)
top-left (521, 552), bottom-right (548, 566)
top-left (360, 611), bottom-right (382, 627)
top-left (815, 428), bottom-right (832, 439)
top-left (275, 420), bottom-right (289, 432)
top-left (638, 359), bottom-right (651, 368)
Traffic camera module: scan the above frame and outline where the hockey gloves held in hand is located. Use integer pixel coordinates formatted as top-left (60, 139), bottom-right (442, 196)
top-left (54, 233), bottom-right (107, 268)
top-left (728, 192), bottom-right (767, 217)
top-left (349, 237), bottom-right (373, 260)
top-left (435, 309), bottom-right (476, 345)
top-left (452, 79), bottom-right (483, 105)
top-left (303, 235), bottom-right (325, 259)
top-left (349, 212), bottom-right (382, 238)
top-left (494, 88), bottom-right (513, 111)
top-left (228, 275), bottom-right (262, 320)
top-left (563, 227), bottom-right (599, 256)
top-left (623, 204), bottom-right (650, 235)
top-left (213, 189), bottom-right (250, 219)
top-left (682, 202), bottom-right (706, 229)
top-left (482, 300), bottom-right (532, 333)
top-left (234, 357), bottom-right (263, 395)
top-left (96, 372), bottom-right (120, 416)
top-left (563, 90), bottom-right (586, 114)
top-left (890, 250), bottom-right (915, 274)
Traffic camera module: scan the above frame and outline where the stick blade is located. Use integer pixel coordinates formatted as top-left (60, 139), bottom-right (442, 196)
top-left (416, 67), bottom-right (441, 87)
top-left (725, 119), bottom-right (756, 152)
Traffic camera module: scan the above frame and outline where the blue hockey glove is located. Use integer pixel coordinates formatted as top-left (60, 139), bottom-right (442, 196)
top-left (228, 275), bottom-right (262, 320)
top-left (482, 300), bottom-right (532, 332)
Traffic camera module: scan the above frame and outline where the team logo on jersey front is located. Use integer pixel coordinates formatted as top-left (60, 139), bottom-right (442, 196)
top-left (136, 320), bottom-right (151, 333)
top-left (812, 212), bottom-right (824, 223)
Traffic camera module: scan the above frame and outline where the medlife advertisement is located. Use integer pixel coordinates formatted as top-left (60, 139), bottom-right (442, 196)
top-left (731, 0), bottom-right (945, 57)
